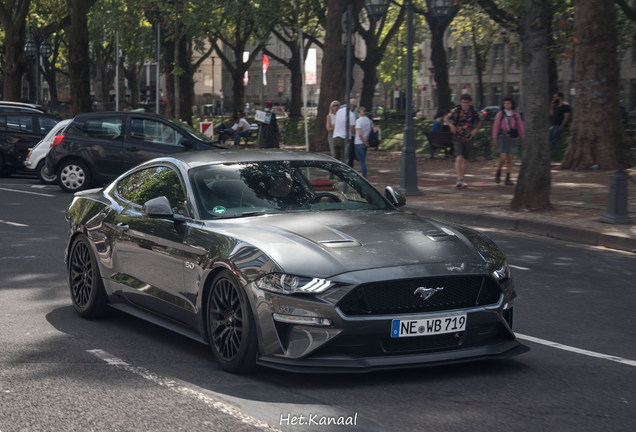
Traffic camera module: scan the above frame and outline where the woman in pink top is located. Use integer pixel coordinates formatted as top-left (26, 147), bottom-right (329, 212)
top-left (492, 97), bottom-right (524, 185)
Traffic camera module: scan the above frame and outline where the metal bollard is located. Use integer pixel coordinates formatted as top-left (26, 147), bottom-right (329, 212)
top-left (599, 168), bottom-right (633, 224)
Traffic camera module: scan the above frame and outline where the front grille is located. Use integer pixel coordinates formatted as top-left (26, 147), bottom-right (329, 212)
top-left (380, 333), bottom-right (461, 353)
top-left (337, 276), bottom-right (501, 316)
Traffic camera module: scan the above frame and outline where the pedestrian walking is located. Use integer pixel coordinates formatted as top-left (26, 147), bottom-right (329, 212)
top-left (333, 98), bottom-right (357, 164)
top-left (493, 97), bottom-right (524, 186)
top-left (549, 92), bottom-right (571, 152)
top-left (326, 100), bottom-right (340, 157)
top-left (446, 94), bottom-right (482, 188)
top-left (244, 102), bottom-right (250, 117)
top-left (354, 107), bottom-right (373, 178)
top-left (257, 101), bottom-right (280, 149)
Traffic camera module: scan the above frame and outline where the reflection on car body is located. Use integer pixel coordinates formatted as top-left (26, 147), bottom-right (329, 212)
top-left (64, 149), bottom-right (528, 374)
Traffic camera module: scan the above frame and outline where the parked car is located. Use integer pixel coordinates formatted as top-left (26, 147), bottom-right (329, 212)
top-left (0, 110), bottom-right (63, 176)
top-left (45, 112), bottom-right (225, 192)
top-left (23, 119), bottom-right (72, 184)
top-left (64, 149), bottom-right (529, 373)
top-left (480, 106), bottom-right (500, 121)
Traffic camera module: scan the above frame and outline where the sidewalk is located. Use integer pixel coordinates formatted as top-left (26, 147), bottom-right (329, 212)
top-left (362, 150), bottom-right (636, 253)
top-left (272, 141), bottom-right (636, 253)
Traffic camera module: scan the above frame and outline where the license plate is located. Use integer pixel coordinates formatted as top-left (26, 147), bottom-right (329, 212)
top-left (391, 314), bottom-right (467, 338)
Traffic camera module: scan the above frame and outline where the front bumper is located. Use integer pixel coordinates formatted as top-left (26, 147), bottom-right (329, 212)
top-left (247, 269), bottom-right (527, 373)
top-left (257, 340), bottom-right (529, 373)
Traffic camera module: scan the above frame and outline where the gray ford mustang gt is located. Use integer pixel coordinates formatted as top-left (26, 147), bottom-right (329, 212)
top-left (64, 149), bottom-right (529, 373)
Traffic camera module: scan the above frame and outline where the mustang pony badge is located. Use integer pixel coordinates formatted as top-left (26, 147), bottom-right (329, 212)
top-left (414, 286), bottom-right (444, 301)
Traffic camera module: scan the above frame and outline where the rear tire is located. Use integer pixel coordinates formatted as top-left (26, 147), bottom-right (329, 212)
top-left (36, 160), bottom-right (57, 185)
top-left (69, 235), bottom-right (109, 318)
top-left (207, 270), bottom-right (259, 373)
top-left (58, 160), bottom-right (91, 193)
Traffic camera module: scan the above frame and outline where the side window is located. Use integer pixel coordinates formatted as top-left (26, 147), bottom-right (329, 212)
top-left (5, 116), bottom-right (34, 132)
top-left (130, 118), bottom-right (183, 146)
top-left (84, 117), bottom-right (122, 139)
top-left (117, 166), bottom-right (186, 215)
top-left (38, 117), bottom-right (60, 134)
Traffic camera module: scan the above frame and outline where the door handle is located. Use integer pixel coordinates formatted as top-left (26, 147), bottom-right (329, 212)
top-left (127, 147), bottom-right (140, 152)
top-left (116, 222), bottom-right (129, 231)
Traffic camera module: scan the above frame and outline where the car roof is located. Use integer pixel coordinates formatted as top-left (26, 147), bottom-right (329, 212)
top-left (72, 111), bottom-right (174, 122)
top-left (150, 149), bottom-right (337, 170)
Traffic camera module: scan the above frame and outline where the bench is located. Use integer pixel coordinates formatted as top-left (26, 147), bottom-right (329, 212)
top-left (424, 132), bottom-right (454, 159)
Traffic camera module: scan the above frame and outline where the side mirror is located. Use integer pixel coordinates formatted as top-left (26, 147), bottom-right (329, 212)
top-left (384, 186), bottom-right (406, 207)
top-left (180, 138), bottom-right (194, 149)
top-left (142, 196), bottom-right (174, 218)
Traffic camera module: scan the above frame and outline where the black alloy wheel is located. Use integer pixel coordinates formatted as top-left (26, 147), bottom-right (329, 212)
top-left (207, 270), bottom-right (258, 373)
top-left (36, 160), bottom-right (57, 185)
top-left (69, 235), bottom-right (109, 318)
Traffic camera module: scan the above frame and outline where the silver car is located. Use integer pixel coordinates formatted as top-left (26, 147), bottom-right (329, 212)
top-left (64, 149), bottom-right (528, 373)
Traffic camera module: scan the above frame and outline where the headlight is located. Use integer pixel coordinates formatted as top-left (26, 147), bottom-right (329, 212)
top-left (492, 261), bottom-right (511, 281)
top-left (255, 273), bottom-right (333, 295)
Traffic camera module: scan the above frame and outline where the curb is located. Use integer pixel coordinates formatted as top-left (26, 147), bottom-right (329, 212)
top-left (404, 206), bottom-right (636, 254)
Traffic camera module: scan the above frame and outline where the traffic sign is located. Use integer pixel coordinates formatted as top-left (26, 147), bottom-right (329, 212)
top-left (199, 122), bottom-right (214, 140)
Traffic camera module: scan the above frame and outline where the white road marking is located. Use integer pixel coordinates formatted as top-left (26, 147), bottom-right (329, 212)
top-left (0, 256), bottom-right (36, 260)
top-left (517, 334), bottom-right (636, 367)
top-left (87, 349), bottom-right (282, 431)
top-left (0, 220), bottom-right (28, 227)
top-left (0, 187), bottom-right (55, 197)
top-left (509, 264), bottom-right (531, 271)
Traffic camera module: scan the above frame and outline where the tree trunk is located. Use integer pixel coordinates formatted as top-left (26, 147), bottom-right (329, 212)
top-left (310, 0), bottom-right (348, 152)
top-left (42, 58), bottom-right (59, 103)
top-left (1, 22), bottom-right (27, 101)
top-left (560, 0), bottom-right (629, 170)
top-left (162, 38), bottom-right (175, 118)
top-left (359, 61), bottom-right (378, 111)
top-left (178, 34), bottom-right (193, 125)
top-left (231, 66), bottom-right (246, 116)
top-left (69, 0), bottom-right (92, 115)
top-left (546, 6), bottom-right (559, 98)
top-left (289, 52), bottom-right (303, 118)
top-left (472, 33), bottom-right (485, 109)
top-left (510, 0), bottom-right (552, 212)
top-left (422, 8), bottom-right (459, 112)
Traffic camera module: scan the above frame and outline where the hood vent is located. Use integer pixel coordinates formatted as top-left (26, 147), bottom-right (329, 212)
top-left (426, 227), bottom-right (458, 242)
top-left (319, 226), bottom-right (362, 248)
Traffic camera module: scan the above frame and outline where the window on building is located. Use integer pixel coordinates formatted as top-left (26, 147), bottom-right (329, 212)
top-left (494, 44), bottom-right (503, 67)
top-left (279, 43), bottom-right (283, 58)
top-left (450, 88), bottom-right (457, 105)
top-left (493, 86), bottom-right (502, 106)
top-left (285, 76), bottom-right (290, 95)
top-left (511, 85), bottom-right (519, 104)
top-left (462, 47), bottom-right (472, 68)
top-left (286, 46), bottom-right (291, 58)
top-left (448, 47), bottom-right (457, 68)
top-left (263, 84), bottom-right (268, 96)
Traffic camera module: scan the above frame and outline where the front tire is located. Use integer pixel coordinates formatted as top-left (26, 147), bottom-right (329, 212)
top-left (58, 160), bottom-right (91, 193)
top-left (207, 270), bottom-right (259, 373)
top-left (69, 235), bottom-right (109, 318)
top-left (36, 160), bottom-right (57, 185)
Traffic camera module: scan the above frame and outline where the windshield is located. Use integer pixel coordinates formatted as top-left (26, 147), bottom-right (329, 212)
top-left (165, 118), bottom-right (215, 143)
top-left (189, 160), bottom-right (390, 219)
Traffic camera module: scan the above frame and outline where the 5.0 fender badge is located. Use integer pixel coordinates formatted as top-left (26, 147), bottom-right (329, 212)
top-left (414, 286), bottom-right (444, 301)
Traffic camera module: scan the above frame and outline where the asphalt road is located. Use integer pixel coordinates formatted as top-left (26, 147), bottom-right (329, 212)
top-left (1, 175), bottom-right (635, 432)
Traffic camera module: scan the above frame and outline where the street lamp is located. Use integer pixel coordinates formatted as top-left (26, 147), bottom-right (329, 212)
top-left (427, 0), bottom-right (455, 21)
top-left (24, 29), bottom-right (52, 105)
top-left (365, 0), bottom-right (390, 21)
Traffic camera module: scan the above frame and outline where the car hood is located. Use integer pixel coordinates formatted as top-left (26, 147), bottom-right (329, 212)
top-left (202, 210), bottom-right (498, 278)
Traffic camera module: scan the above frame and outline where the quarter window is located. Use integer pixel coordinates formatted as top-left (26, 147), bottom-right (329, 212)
top-left (117, 166), bottom-right (186, 215)
top-left (84, 117), bottom-right (123, 139)
top-left (38, 117), bottom-right (60, 134)
top-left (130, 118), bottom-right (183, 146)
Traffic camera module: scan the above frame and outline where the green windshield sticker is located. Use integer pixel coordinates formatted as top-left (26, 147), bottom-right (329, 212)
top-left (212, 206), bottom-right (226, 215)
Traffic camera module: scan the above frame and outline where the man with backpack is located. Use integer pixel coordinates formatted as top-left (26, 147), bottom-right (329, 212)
top-left (445, 94), bottom-right (482, 188)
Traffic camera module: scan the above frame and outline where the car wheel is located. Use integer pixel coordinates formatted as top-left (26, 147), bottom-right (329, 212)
top-left (58, 160), bottom-right (91, 193)
top-left (36, 160), bottom-right (57, 185)
top-left (207, 270), bottom-right (259, 373)
top-left (69, 235), bottom-right (109, 318)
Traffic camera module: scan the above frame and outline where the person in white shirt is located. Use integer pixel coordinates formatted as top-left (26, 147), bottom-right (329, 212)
top-left (231, 112), bottom-right (251, 148)
top-left (354, 107), bottom-right (372, 178)
top-left (332, 98), bottom-right (357, 164)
